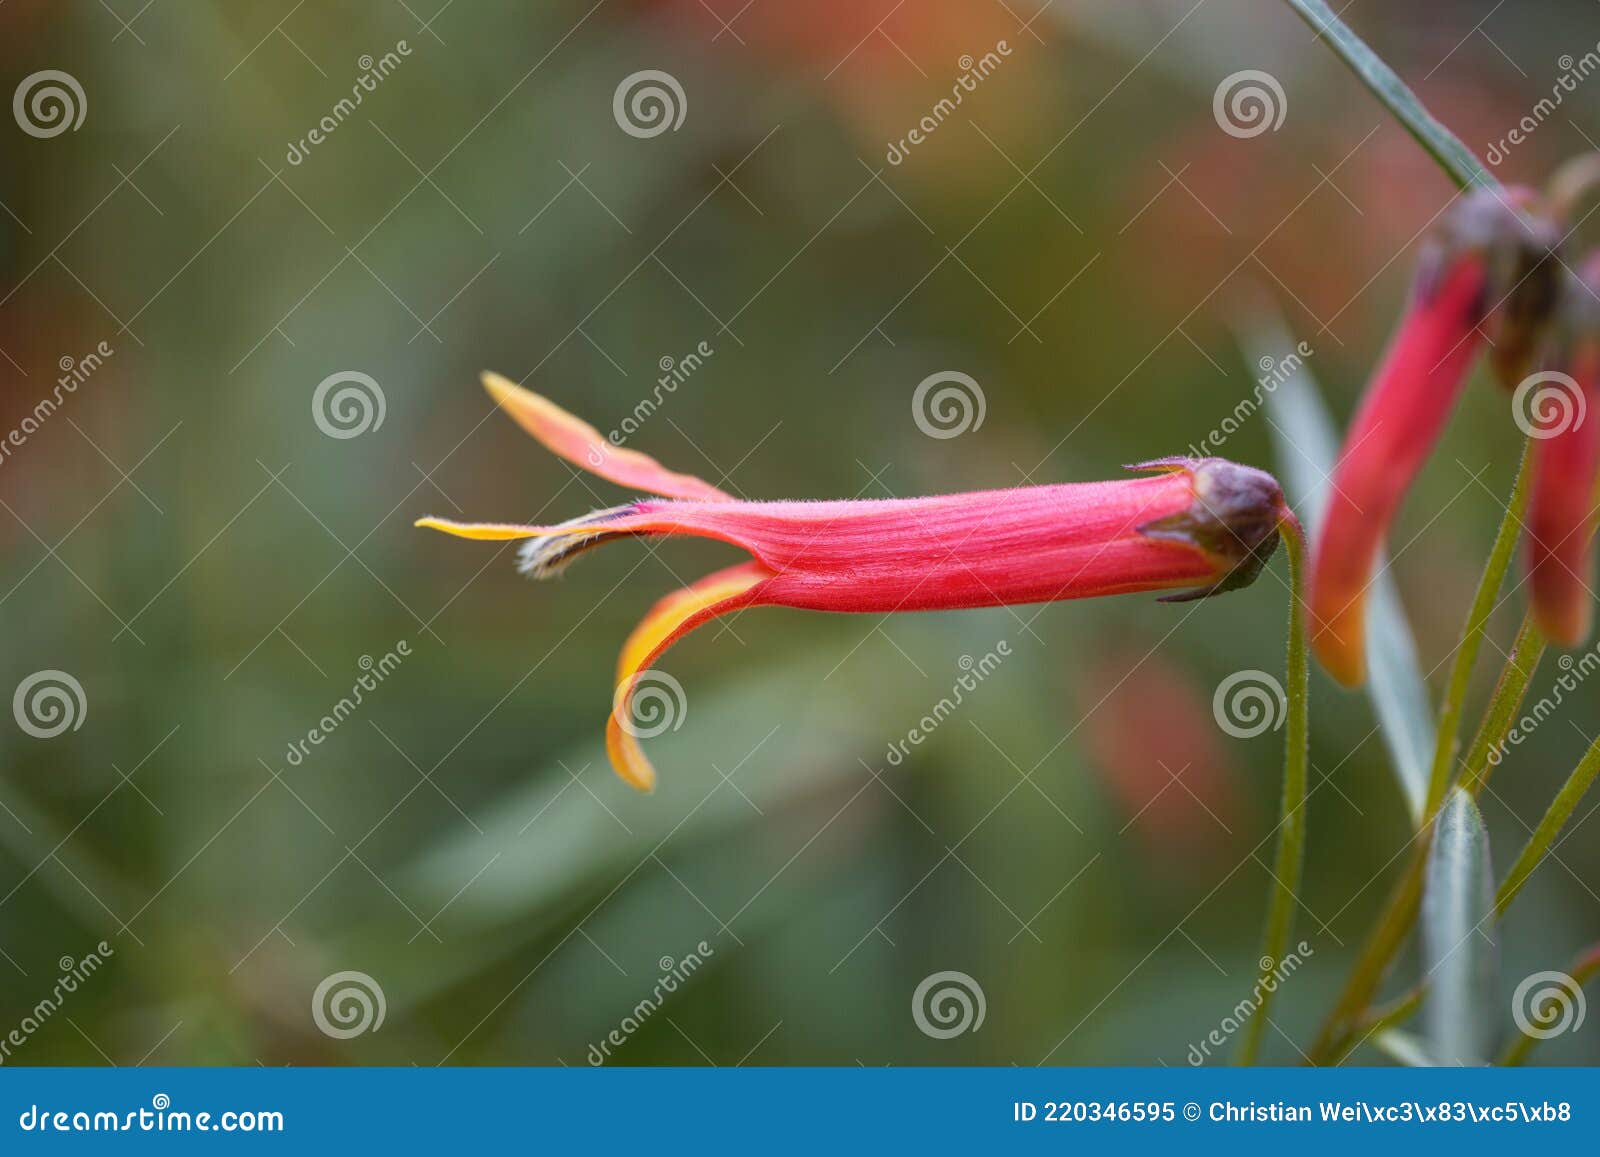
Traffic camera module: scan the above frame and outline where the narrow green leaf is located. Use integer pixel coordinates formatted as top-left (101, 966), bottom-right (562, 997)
top-left (1497, 735), bottom-right (1600, 915)
top-left (1421, 788), bottom-right (1497, 1065)
top-left (1281, 0), bottom-right (1494, 191)
top-left (1244, 312), bottom-right (1434, 822)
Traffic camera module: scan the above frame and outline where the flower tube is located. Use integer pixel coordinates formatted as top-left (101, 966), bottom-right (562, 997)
top-left (1525, 259), bottom-right (1600, 646)
top-left (420, 375), bottom-right (1289, 789)
top-left (1310, 188), bottom-right (1561, 686)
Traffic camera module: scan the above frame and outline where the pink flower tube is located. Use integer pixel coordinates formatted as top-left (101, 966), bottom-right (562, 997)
top-left (1310, 188), bottom-right (1560, 686)
top-left (1525, 259), bottom-right (1600, 646)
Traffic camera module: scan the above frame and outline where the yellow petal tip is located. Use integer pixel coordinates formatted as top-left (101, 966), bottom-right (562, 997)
top-left (414, 517), bottom-right (540, 541)
top-left (480, 369), bottom-right (518, 398)
top-left (480, 370), bottom-right (550, 418)
top-left (606, 715), bottom-right (658, 792)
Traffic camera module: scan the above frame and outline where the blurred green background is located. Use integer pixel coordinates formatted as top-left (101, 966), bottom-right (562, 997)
top-left (2, 0), bottom-right (1598, 1065)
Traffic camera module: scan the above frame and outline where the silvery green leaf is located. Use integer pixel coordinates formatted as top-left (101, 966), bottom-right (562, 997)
top-left (1421, 788), bottom-right (1498, 1065)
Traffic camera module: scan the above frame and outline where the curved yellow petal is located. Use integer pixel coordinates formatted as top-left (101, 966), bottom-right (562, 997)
top-left (606, 562), bottom-right (770, 791)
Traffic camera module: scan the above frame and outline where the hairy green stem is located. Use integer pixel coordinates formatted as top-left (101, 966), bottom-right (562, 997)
top-left (1236, 515), bottom-right (1310, 1066)
top-left (1496, 740), bottom-right (1600, 916)
top-left (1333, 986), bottom-right (1425, 1065)
top-left (1497, 1031), bottom-right (1539, 1067)
top-left (1424, 439), bottom-right (1537, 817)
top-left (1281, 0), bottom-right (1495, 191)
top-left (1497, 1031), bottom-right (1539, 1068)
top-left (1459, 612), bottom-right (1547, 799)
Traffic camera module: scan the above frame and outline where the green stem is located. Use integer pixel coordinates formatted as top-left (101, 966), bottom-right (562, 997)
top-left (1498, 1032), bottom-right (1538, 1067)
top-left (1281, 0), bottom-right (1495, 191)
top-left (1317, 667), bottom-right (1591, 1063)
top-left (1315, 673), bottom-right (1584, 1064)
top-left (1306, 442), bottom-right (1534, 1064)
top-left (1236, 514), bottom-right (1310, 1066)
top-left (1459, 611), bottom-right (1546, 799)
top-left (1496, 739), bottom-right (1600, 916)
top-left (1329, 941), bottom-right (1598, 1067)
top-left (1423, 438), bottom-right (1536, 817)
top-left (1331, 985), bottom-right (1425, 1065)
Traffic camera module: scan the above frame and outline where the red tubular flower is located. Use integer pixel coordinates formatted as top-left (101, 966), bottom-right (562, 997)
top-left (1309, 188), bottom-right (1561, 687)
top-left (420, 374), bottom-right (1288, 789)
top-left (1525, 262), bottom-right (1600, 646)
